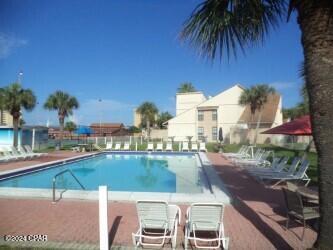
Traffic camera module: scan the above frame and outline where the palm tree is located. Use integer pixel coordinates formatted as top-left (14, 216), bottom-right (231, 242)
top-left (156, 111), bottom-right (173, 128)
top-left (1, 83), bottom-right (36, 147)
top-left (44, 91), bottom-right (79, 142)
top-left (239, 84), bottom-right (275, 145)
top-left (180, 1), bottom-right (333, 246)
top-left (177, 82), bottom-right (196, 93)
top-left (136, 102), bottom-right (158, 137)
top-left (64, 121), bottom-right (77, 139)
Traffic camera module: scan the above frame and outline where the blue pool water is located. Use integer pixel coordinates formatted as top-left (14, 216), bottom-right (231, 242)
top-left (0, 153), bottom-right (202, 193)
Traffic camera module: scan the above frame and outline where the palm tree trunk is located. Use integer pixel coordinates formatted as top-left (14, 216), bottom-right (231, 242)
top-left (59, 116), bottom-right (65, 147)
top-left (296, 1), bottom-right (333, 247)
top-left (146, 119), bottom-right (150, 138)
top-left (253, 110), bottom-right (263, 146)
top-left (12, 115), bottom-right (20, 148)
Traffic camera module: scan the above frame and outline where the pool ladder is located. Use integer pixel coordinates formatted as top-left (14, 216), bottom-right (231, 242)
top-left (52, 169), bottom-right (85, 203)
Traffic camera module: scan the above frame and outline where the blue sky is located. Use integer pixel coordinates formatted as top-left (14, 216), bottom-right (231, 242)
top-left (0, 0), bottom-right (304, 126)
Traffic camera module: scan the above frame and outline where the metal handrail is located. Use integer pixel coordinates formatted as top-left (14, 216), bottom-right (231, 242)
top-left (52, 169), bottom-right (85, 203)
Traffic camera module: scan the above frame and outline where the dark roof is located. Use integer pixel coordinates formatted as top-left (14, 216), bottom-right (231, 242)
top-left (238, 94), bottom-right (280, 124)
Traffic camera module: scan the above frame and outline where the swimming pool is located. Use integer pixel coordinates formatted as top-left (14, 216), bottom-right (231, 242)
top-left (0, 153), bottom-right (203, 193)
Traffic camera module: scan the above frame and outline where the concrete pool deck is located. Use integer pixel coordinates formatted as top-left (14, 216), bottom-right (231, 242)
top-left (0, 153), bottom-right (316, 249)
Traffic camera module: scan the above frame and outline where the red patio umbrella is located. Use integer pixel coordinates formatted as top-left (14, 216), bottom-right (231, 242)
top-left (261, 115), bottom-right (312, 136)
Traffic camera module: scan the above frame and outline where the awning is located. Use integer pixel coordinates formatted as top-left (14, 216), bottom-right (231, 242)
top-left (75, 126), bottom-right (93, 135)
top-left (261, 115), bottom-right (311, 136)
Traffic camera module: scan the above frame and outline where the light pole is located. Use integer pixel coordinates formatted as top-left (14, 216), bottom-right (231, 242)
top-left (17, 70), bottom-right (23, 84)
top-left (99, 99), bottom-right (102, 137)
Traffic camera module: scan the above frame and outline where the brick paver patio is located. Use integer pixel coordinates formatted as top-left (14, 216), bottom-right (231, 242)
top-left (0, 153), bottom-right (317, 249)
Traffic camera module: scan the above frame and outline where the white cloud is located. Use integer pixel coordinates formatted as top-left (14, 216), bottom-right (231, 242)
top-left (0, 33), bottom-right (28, 59)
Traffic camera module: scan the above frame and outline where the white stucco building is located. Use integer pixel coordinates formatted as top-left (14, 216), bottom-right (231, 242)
top-left (165, 84), bottom-right (283, 142)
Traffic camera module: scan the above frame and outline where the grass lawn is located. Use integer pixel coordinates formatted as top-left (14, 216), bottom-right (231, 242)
top-left (220, 143), bottom-right (318, 185)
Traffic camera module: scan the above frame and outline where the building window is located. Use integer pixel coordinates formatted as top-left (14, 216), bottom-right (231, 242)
top-left (198, 110), bottom-right (204, 121)
top-left (198, 127), bottom-right (204, 140)
top-left (212, 110), bottom-right (217, 121)
top-left (212, 127), bottom-right (217, 141)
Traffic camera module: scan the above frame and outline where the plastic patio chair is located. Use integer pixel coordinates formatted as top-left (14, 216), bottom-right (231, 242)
top-left (185, 203), bottom-right (229, 250)
top-left (199, 143), bottom-right (207, 152)
top-left (123, 142), bottom-right (130, 151)
top-left (114, 143), bottom-right (121, 150)
top-left (147, 143), bottom-right (154, 151)
top-left (165, 142), bottom-right (173, 152)
top-left (132, 200), bottom-right (181, 250)
top-left (156, 143), bottom-right (163, 151)
top-left (182, 142), bottom-right (189, 152)
top-left (191, 143), bottom-right (198, 152)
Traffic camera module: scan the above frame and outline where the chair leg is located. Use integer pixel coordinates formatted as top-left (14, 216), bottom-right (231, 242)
top-left (302, 219), bottom-right (306, 240)
top-left (285, 214), bottom-right (290, 229)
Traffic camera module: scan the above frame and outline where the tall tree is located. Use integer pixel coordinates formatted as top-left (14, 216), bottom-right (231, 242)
top-left (136, 102), bottom-right (158, 137)
top-left (239, 84), bottom-right (275, 145)
top-left (181, 0), bottom-right (333, 246)
top-left (177, 82), bottom-right (196, 93)
top-left (44, 91), bottom-right (79, 142)
top-left (1, 83), bottom-right (36, 147)
top-left (156, 112), bottom-right (173, 128)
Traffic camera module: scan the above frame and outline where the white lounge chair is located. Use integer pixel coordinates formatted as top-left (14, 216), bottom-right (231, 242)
top-left (247, 156), bottom-right (286, 174)
top-left (156, 143), bottom-right (163, 151)
top-left (165, 142), bottom-right (173, 152)
top-left (182, 142), bottom-right (189, 152)
top-left (24, 145), bottom-right (46, 157)
top-left (185, 203), bottom-right (229, 250)
top-left (0, 149), bottom-right (14, 162)
top-left (132, 200), bottom-right (181, 250)
top-left (237, 150), bottom-right (272, 167)
top-left (191, 143), bottom-right (198, 152)
top-left (114, 143), bottom-right (121, 151)
top-left (147, 143), bottom-right (154, 151)
top-left (18, 145), bottom-right (37, 159)
top-left (255, 157), bottom-right (300, 178)
top-left (1, 149), bottom-right (18, 161)
top-left (93, 144), bottom-right (104, 151)
top-left (223, 145), bottom-right (248, 158)
top-left (10, 146), bottom-right (27, 160)
top-left (199, 142), bottom-right (207, 152)
top-left (123, 142), bottom-right (130, 151)
top-left (106, 142), bottom-right (113, 150)
top-left (261, 158), bottom-right (310, 187)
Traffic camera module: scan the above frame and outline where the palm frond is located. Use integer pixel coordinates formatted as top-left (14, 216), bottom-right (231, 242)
top-left (180, 0), bottom-right (287, 60)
